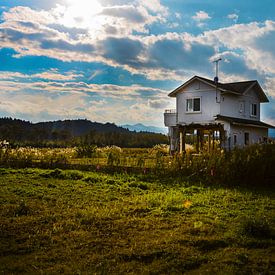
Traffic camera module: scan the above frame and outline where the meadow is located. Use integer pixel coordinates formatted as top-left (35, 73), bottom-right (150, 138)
top-left (0, 144), bottom-right (274, 273)
top-left (0, 168), bottom-right (274, 274)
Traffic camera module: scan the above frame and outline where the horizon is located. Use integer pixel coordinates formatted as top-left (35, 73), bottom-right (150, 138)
top-left (0, 116), bottom-right (165, 128)
top-left (0, 0), bottom-right (275, 128)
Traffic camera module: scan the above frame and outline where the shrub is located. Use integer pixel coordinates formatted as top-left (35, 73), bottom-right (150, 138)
top-left (76, 144), bottom-right (97, 158)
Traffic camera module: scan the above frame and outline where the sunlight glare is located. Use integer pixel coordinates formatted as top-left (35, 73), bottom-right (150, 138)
top-left (62, 0), bottom-right (103, 29)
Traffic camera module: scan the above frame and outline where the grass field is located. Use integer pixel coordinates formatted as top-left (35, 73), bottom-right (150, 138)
top-left (0, 168), bottom-right (274, 274)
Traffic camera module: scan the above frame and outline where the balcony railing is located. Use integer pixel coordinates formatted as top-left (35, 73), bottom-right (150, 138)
top-left (164, 110), bottom-right (177, 126)
top-left (164, 109), bottom-right (176, 114)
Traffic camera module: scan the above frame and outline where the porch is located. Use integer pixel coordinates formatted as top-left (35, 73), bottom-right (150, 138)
top-left (176, 123), bottom-right (226, 154)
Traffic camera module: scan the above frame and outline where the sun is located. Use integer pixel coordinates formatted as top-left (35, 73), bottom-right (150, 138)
top-left (66, 0), bottom-right (102, 15)
top-left (61, 0), bottom-right (103, 28)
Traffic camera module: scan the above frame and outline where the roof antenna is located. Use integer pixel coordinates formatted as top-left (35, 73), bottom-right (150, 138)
top-left (213, 58), bottom-right (222, 103)
top-left (213, 58), bottom-right (222, 84)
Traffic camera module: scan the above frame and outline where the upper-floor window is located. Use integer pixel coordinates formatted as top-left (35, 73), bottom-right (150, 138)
top-left (239, 101), bottom-right (245, 114)
top-left (186, 98), bottom-right (201, 112)
top-left (250, 103), bottom-right (257, 117)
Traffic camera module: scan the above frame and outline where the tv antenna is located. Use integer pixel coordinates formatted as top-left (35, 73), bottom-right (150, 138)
top-left (213, 58), bottom-right (222, 84)
top-left (213, 58), bottom-right (222, 103)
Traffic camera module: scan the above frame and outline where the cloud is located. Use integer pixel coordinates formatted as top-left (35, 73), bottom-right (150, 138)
top-left (0, 77), bottom-right (171, 126)
top-left (0, 70), bottom-right (82, 81)
top-left (227, 13), bottom-right (238, 22)
top-left (101, 5), bottom-right (148, 23)
top-left (150, 38), bottom-right (214, 69)
top-left (40, 39), bottom-right (94, 53)
top-left (100, 37), bottom-right (146, 69)
top-left (192, 10), bottom-right (211, 28)
top-left (1, 4), bottom-right (275, 108)
top-left (192, 11), bottom-right (211, 21)
top-left (264, 77), bottom-right (275, 98)
top-left (175, 12), bottom-right (181, 19)
top-left (149, 99), bottom-right (169, 109)
top-left (198, 20), bottom-right (275, 75)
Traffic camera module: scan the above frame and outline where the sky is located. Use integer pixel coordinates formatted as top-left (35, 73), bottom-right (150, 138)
top-left (0, 0), bottom-right (275, 128)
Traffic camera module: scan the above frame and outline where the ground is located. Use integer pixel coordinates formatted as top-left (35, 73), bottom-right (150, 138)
top-left (0, 168), bottom-right (274, 274)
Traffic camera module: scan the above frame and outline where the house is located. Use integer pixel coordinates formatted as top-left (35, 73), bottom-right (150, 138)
top-left (164, 75), bottom-right (274, 153)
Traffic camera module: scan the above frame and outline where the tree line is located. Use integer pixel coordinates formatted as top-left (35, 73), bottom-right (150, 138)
top-left (0, 117), bottom-right (168, 147)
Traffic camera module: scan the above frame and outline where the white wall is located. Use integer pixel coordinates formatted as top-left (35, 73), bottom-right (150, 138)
top-left (229, 125), bottom-right (268, 148)
top-left (220, 87), bottom-right (261, 121)
top-left (164, 112), bottom-right (177, 127)
top-left (176, 80), bottom-right (221, 124)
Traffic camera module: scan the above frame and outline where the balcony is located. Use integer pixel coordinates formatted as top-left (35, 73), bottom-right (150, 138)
top-left (164, 109), bottom-right (177, 127)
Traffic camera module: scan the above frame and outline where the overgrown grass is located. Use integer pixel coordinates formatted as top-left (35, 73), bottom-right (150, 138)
top-left (0, 144), bottom-right (274, 187)
top-left (0, 168), bottom-right (274, 274)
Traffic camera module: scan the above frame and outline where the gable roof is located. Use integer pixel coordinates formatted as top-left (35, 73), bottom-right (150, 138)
top-left (169, 75), bottom-right (269, 102)
top-left (216, 115), bottom-right (275, 129)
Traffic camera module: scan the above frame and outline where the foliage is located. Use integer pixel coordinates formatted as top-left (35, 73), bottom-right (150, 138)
top-left (0, 143), bottom-right (274, 187)
top-left (0, 117), bottom-right (168, 148)
top-left (76, 144), bottom-right (97, 158)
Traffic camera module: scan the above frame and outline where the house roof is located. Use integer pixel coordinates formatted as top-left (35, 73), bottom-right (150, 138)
top-left (215, 115), bottom-right (275, 129)
top-left (168, 75), bottom-right (269, 102)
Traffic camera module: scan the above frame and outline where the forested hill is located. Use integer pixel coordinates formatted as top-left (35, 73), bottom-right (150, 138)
top-left (0, 118), bottom-right (168, 147)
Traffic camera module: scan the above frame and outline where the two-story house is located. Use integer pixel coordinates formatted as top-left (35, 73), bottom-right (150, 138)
top-left (164, 75), bottom-right (274, 153)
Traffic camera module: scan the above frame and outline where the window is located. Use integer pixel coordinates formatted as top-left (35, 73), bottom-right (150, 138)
top-left (186, 98), bottom-right (201, 112)
top-left (250, 103), bottom-right (257, 116)
top-left (244, 132), bottom-right (249, 145)
top-left (233, 134), bottom-right (237, 146)
top-left (195, 82), bottom-right (200, 90)
top-left (239, 101), bottom-right (245, 114)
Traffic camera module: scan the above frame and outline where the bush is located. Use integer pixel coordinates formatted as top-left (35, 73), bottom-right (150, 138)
top-left (76, 144), bottom-right (97, 158)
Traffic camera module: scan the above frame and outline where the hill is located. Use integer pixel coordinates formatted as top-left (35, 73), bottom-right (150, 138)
top-left (0, 117), bottom-right (168, 147)
top-left (121, 123), bottom-right (167, 134)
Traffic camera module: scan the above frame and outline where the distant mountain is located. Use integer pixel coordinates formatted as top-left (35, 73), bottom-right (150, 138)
top-left (121, 123), bottom-right (167, 134)
top-left (0, 117), bottom-right (168, 147)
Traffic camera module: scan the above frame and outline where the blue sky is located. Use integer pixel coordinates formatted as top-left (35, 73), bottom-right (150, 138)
top-left (0, 0), bottom-right (274, 127)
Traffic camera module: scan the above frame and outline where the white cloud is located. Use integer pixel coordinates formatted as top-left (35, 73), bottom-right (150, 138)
top-left (192, 11), bottom-right (211, 28)
top-left (264, 77), bottom-right (275, 98)
top-left (0, 70), bottom-right (82, 81)
top-left (0, 79), bottom-right (171, 126)
top-left (139, 0), bottom-right (168, 15)
top-left (192, 11), bottom-right (211, 21)
top-left (198, 20), bottom-right (275, 75)
top-left (227, 13), bottom-right (238, 22)
top-left (175, 12), bottom-right (181, 19)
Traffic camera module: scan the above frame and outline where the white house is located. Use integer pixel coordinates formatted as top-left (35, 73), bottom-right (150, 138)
top-left (164, 75), bottom-right (274, 153)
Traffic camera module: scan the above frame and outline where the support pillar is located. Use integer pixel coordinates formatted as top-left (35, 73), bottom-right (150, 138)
top-left (179, 127), bottom-right (186, 154)
top-left (182, 127), bottom-right (186, 154)
top-left (208, 131), bottom-right (211, 152)
top-left (212, 131), bottom-right (215, 150)
top-left (179, 130), bottom-right (183, 154)
top-left (196, 129), bottom-right (200, 152)
top-left (200, 130), bottom-right (204, 151)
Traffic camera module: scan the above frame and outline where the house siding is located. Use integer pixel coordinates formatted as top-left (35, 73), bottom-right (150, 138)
top-left (176, 80), bottom-right (220, 125)
top-left (164, 76), bottom-right (271, 153)
top-left (220, 87), bottom-right (261, 121)
top-left (229, 125), bottom-right (268, 147)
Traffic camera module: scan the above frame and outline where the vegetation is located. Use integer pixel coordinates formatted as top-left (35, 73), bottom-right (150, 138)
top-left (0, 141), bottom-right (274, 273)
top-left (0, 143), bottom-right (274, 187)
top-left (0, 117), bottom-right (168, 148)
top-left (0, 168), bottom-right (274, 274)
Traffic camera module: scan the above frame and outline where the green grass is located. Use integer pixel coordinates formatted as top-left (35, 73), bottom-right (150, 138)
top-left (0, 168), bottom-right (274, 274)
